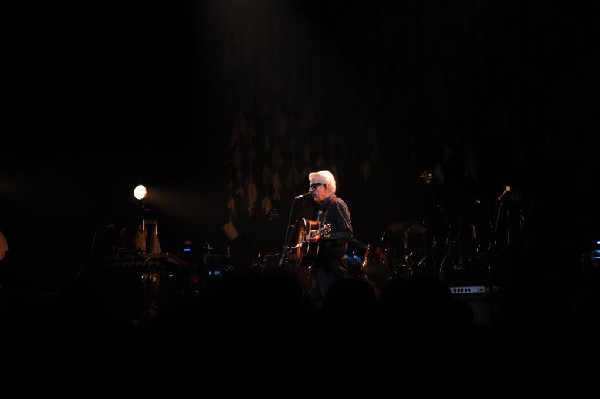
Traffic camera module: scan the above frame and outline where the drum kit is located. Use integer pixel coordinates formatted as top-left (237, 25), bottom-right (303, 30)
top-left (358, 170), bottom-right (520, 286)
top-left (361, 217), bottom-right (494, 286)
top-left (361, 219), bottom-right (437, 282)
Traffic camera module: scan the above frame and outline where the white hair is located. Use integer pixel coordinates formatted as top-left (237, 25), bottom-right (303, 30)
top-left (308, 170), bottom-right (337, 193)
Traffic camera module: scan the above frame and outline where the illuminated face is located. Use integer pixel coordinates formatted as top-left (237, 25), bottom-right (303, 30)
top-left (309, 181), bottom-right (328, 203)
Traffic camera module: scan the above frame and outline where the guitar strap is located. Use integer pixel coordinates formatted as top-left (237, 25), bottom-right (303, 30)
top-left (319, 195), bottom-right (337, 223)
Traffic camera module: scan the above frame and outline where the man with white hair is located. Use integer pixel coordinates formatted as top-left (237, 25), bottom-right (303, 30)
top-left (304, 170), bottom-right (354, 310)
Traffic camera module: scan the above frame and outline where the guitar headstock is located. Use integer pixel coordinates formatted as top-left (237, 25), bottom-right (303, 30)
top-left (321, 223), bottom-right (332, 238)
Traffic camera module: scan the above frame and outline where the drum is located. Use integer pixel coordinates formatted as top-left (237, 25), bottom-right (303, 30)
top-left (361, 244), bottom-right (398, 288)
top-left (362, 243), bottom-right (389, 268)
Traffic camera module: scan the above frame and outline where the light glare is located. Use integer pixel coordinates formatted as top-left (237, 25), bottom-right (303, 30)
top-left (134, 184), bottom-right (147, 200)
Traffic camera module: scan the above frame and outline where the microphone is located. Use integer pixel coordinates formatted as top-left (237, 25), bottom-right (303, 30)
top-left (497, 185), bottom-right (511, 201)
top-left (294, 193), bottom-right (311, 199)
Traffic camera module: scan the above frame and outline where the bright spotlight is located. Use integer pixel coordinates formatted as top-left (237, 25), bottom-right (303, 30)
top-left (134, 184), bottom-right (147, 200)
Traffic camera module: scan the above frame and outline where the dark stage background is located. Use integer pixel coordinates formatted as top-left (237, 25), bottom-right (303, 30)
top-left (1, 1), bottom-right (598, 290)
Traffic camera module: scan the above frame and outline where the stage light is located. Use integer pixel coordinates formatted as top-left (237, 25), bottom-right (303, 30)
top-left (134, 184), bottom-right (147, 201)
top-left (133, 184), bottom-right (148, 231)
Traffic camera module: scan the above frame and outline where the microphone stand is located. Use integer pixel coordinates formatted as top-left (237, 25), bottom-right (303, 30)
top-left (278, 197), bottom-right (303, 267)
top-left (485, 193), bottom-right (506, 326)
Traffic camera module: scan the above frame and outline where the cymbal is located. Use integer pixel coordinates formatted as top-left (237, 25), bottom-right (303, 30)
top-left (387, 220), bottom-right (414, 232)
top-left (407, 224), bottom-right (428, 235)
top-left (387, 220), bottom-right (428, 235)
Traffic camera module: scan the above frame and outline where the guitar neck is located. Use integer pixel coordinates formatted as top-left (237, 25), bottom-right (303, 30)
top-left (306, 223), bottom-right (331, 240)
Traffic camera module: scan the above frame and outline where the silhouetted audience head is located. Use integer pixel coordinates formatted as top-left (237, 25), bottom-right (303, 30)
top-left (379, 274), bottom-right (473, 334)
top-left (323, 277), bottom-right (378, 315)
top-left (190, 269), bottom-right (314, 339)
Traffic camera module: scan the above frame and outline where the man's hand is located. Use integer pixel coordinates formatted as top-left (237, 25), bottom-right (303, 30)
top-left (306, 232), bottom-right (320, 242)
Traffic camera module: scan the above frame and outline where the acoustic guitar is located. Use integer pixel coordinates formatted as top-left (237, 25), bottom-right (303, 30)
top-left (294, 218), bottom-right (331, 267)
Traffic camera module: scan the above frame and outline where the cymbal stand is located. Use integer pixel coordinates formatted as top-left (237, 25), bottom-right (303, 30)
top-left (402, 232), bottom-right (413, 276)
top-left (438, 217), bottom-right (464, 281)
top-left (416, 232), bottom-right (437, 275)
top-left (429, 184), bottom-right (451, 279)
top-left (403, 231), bottom-right (433, 277)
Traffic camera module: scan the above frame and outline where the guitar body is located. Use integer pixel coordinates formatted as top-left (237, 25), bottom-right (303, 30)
top-left (295, 218), bottom-right (331, 267)
top-left (295, 218), bottom-right (319, 267)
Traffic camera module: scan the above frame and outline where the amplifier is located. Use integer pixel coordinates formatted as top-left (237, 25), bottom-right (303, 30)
top-left (449, 285), bottom-right (499, 295)
top-left (449, 285), bottom-right (500, 327)
top-left (449, 285), bottom-right (486, 294)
